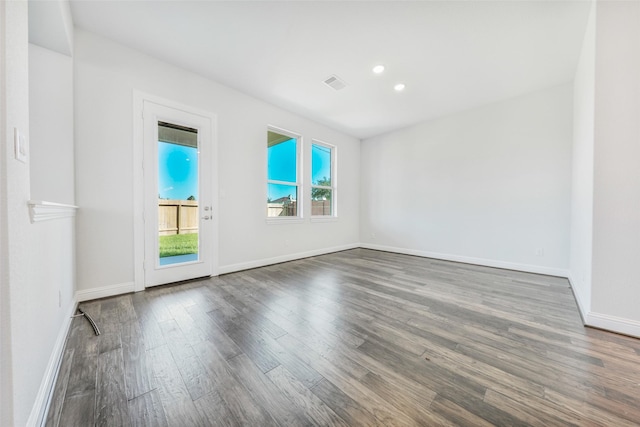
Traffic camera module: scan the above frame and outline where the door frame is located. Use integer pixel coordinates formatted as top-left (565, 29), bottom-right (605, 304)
top-left (133, 91), bottom-right (218, 291)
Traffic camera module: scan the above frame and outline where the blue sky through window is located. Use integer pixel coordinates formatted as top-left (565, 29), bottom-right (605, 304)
top-left (312, 144), bottom-right (331, 185)
top-left (268, 138), bottom-right (297, 200)
top-left (158, 142), bottom-right (198, 200)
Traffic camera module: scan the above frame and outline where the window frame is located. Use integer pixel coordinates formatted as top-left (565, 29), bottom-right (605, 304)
top-left (310, 139), bottom-right (337, 219)
top-left (266, 126), bottom-right (303, 222)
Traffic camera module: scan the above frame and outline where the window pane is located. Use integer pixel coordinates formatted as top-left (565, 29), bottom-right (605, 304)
top-left (311, 144), bottom-right (331, 186)
top-left (267, 183), bottom-right (297, 217)
top-left (311, 188), bottom-right (332, 216)
top-left (158, 141), bottom-right (199, 201)
top-left (157, 123), bottom-right (199, 265)
top-left (268, 135), bottom-right (297, 182)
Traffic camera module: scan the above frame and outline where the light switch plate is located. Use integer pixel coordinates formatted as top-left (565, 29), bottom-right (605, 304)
top-left (14, 128), bottom-right (28, 163)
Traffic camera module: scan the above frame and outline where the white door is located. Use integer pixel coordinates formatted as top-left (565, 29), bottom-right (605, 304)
top-left (142, 100), bottom-right (214, 287)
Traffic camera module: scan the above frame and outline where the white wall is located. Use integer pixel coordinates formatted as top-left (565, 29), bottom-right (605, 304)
top-left (27, 41), bottom-right (77, 425)
top-left (0, 3), bottom-right (77, 424)
top-left (29, 43), bottom-right (75, 203)
top-left (569, 0), bottom-right (595, 318)
top-left (74, 29), bottom-right (360, 296)
top-left (589, 0), bottom-right (640, 335)
top-left (0, 3), bottom-right (13, 425)
top-left (1, 1), bottom-right (65, 425)
top-left (361, 84), bottom-right (573, 276)
top-left (0, 2), bottom-right (5, 420)
top-left (28, 0), bottom-right (74, 57)
top-left (1, 2), bottom-right (33, 425)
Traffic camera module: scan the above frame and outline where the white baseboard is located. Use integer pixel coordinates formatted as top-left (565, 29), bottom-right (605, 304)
top-left (566, 275), bottom-right (640, 338)
top-left (76, 246), bottom-right (360, 300)
top-left (76, 281), bottom-right (135, 302)
top-left (360, 243), bottom-right (570, 278)
top-left (27, 299), bottom-right (77, 427)
top-left (218, 243), bottom-right (360, 275)
top-left (585, 312), bottom-right (640, 339)
top-left (567, 274), bottom-right (589, 324)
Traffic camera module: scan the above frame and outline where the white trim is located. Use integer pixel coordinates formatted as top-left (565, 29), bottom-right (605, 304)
top-left (267, 125), bottom-right (303, 219)
top-left (564, 275), bottom-right (640, 339)
top-left (27, 201), bottom-right (77, 223)
top-left (567, 274), bottom-right (589, 323)
top-left (360, 243), bottom-right (570, 278)
top-left (143, 103), bottom-right (215, 286)
top-left (210, 114), bottom-right (220, 279)
top-left (27, 299), bottom-right (77, 427)
top-left (269, 179), bottom-right (298, 187)
top-left (218, 243), bottom-right (359, 275)
top-left (585, 312), bottom-right (640, 339)
top-left (310, 139), bottom-right (337, 218)
top-left (133, 92), bottom-right (145, 292)
top-left (76, 282), bottom-right (135, 302)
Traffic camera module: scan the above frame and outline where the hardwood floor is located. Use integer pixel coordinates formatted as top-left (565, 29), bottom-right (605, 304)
top-left (45, 249), bottom-right (640, 426)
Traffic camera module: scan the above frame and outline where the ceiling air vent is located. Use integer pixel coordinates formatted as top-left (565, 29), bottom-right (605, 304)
top-left (323, 75), bottom-right (347, 91)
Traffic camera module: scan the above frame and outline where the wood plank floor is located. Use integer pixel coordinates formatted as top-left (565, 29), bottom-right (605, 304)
top-left (45, 249), bottom-right (640, 426)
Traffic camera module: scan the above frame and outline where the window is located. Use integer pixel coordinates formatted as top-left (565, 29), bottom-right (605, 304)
top-left (311, 141), bottom-right (335, 216)
top-left (267, 128), bottom-right (300, 218)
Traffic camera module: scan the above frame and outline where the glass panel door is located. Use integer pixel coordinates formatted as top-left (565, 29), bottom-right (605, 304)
top-left (143, 100), bottom-right (214, 287)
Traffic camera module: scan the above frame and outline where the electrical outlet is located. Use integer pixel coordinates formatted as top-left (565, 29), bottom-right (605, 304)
top-left (371, 232), bottom-right (376, 239)
top-left (535, 248), bottom-right (544, 257)
top-left (58, 290), bottom-right (62, 308)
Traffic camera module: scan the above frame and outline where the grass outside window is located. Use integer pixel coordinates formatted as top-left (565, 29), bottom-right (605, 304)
top-left (159, 233), bottom-right (198, 258)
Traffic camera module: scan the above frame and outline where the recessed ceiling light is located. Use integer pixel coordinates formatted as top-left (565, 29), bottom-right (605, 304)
top-left (372, 65), bottom-right (385, 74)
top-left (394, 83), bottom-right (406, 92)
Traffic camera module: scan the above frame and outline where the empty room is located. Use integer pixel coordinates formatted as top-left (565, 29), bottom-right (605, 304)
top-left (2, 0), bottom-right (640, 425)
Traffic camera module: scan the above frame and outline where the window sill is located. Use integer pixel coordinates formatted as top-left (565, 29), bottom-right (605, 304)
top-left (310, 216), bottom-right (338, 223)
top-left (266, 217), bottom-right (305, 225)
top-left (28, 200), bottom-right (78, 223)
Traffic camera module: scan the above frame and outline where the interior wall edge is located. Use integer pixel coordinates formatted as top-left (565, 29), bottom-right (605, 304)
top-left (567, 273), bottom-right (589, 325)
top-left (26, 297), bottom-right (77, 427)
top-left (0, 0), bottom-right (10, 423)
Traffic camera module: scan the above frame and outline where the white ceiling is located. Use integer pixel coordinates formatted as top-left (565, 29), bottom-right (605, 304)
top-left (29, 0), bottom-right (74, 56)
top-left (69, 1), bottom-right (592, 140)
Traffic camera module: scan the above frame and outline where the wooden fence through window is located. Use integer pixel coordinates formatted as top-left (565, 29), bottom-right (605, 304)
top-left (158, 199), bottom-right (198, 235)
top-left (266, 200), bottom-right (331, 217)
